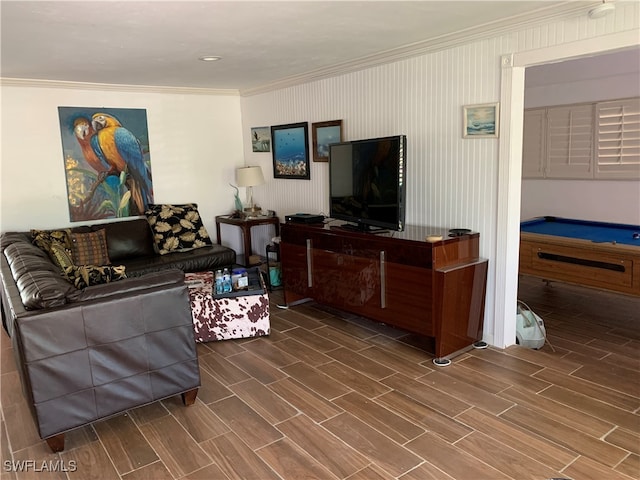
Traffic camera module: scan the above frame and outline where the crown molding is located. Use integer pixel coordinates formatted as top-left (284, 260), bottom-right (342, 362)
top-left (240, 1), bottom-right (596, 97)
top-left (0, 77), bottom-right (239, 96)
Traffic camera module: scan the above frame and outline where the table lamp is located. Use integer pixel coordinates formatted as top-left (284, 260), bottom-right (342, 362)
top-left (236, 166), bottom-right (265, 214)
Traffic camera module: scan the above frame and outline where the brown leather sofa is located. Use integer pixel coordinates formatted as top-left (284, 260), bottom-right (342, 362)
top-left (0, 218), bottom-right (236, 452)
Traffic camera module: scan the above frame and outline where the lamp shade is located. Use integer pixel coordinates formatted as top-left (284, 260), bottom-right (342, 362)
top-left (236, 166), bottom-right (265, 187)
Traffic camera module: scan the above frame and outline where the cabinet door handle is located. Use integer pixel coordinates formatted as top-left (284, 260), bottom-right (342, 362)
top-left (306, 239), bottom-right (313, 288)
top-left (380, 250), bottom-right (386, 309)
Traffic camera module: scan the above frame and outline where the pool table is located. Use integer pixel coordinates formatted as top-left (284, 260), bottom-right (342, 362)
top-left (519, 216), bottom-right (640, 296)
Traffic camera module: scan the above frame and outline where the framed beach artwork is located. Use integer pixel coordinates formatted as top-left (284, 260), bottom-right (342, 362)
top-left (463, 103), bottom-right (500, 138)
top-left (312, 120), bottom-right (343, 162)
top-left (271, 122), bottom-right (310, 179)
top-left (251, 126), bottom-right (271, 152)
top-left (58, 106), bottom-right (154, 222)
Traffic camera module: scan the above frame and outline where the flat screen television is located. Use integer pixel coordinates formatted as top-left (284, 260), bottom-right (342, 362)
top-left (329, 135), bottom-right (406, 232)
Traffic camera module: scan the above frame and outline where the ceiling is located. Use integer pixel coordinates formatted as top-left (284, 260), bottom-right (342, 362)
top-left (0, 1), bottom-right (614, 94)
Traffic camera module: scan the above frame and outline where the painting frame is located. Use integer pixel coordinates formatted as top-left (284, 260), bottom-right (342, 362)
top-left (58, 106), bottom-right (153, 222)
top-left (271, 122), bottom-right (310, 180)
top-left (312, 119), bottom-right (343, 162)
top-left (251, 126), bottom-right (271, 152)
top-left (463, 102), bottom-right (500, 138)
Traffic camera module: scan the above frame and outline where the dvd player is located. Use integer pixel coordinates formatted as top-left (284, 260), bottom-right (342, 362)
top-left (285, 213), bottom-right (325, 224)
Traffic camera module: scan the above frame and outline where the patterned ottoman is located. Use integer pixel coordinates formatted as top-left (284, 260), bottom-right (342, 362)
top-left (185, 270), bottom-right (270, 342)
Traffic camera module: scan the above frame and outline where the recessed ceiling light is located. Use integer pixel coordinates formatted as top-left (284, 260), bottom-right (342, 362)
top-left (588, 1), bottom-right (615, 19)
top-left (198, 55), bottom-right (221, 62)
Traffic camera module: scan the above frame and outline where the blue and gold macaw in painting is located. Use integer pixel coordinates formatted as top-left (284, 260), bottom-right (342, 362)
top-left (90, 112), bottom-right (153, 214)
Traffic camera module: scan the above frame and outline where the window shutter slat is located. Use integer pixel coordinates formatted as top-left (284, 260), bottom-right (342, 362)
top-left (522, 108), bottom-right (546, 178)
top-left (596, 98), bottom-right (640, 178)
top-left (546, 104), bottom-right (593, 177)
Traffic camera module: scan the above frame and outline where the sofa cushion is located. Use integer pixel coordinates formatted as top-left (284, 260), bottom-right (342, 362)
top-left (64, 265), bottom-right (127, 289)
top-left (95, 219), bottom-right (156, 262)
top-left (5, 241), bottom-right (61, 277)
top-left (3, 242), bottom-right (77, 309)
top-left (145, 203), bottom-right (213, 255)
top-left (1, 232), bottom-right (31, 250)
top-left (70, 269), bottom-right (184, 303)
top-left (70, 230), bottom-right (111, 265)
top-left (121, 244), bottom-right (236, 277)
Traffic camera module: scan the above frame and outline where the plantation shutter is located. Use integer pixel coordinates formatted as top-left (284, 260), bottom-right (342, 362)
top-left (545, 104), bottom-right (594, 178)
top-left (595, 97), bottom-right (640, 179)
top-left (522, 108), bottom-right (546, 178)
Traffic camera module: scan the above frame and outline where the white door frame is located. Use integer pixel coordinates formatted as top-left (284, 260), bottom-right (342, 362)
top-left (493, 29), bottom-right (640, 349)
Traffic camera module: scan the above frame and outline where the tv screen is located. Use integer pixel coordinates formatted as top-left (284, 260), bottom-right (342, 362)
top-left (329, 135), bottom-right (406, 232)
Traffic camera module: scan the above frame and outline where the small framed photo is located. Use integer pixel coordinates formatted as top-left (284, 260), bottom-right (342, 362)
top-left (312, 120), bottom-right (343, 162)
top-left (463, 103), bottom-right (499, 138)
top-left (271, 122), bottom-right (310, 179)
top-left (251, 126), bottom-right (271, 152)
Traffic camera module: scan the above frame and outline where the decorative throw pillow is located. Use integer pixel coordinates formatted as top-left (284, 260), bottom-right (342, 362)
top-left (64, 265), bottom-right (127, 289)
top-left (31, 229), bottom-right (74, 270)
top-left (144, 203), bottom-right (213, 255)
top-left (70, 230), bottom-right (111, 265)
top-left (31, 229), bottom-right (71, 249)
top-left (49, 241), bottom-right (75, 271)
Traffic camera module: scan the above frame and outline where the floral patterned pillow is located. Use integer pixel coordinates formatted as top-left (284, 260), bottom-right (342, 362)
top-left (31, 229), bottom-right (75, 271)
top-left (144, 203), bottom-right (213, 255)
top-left (64, 265), bottom-right (127, 289)
top-left (49, 242), bottom-right (76, 271)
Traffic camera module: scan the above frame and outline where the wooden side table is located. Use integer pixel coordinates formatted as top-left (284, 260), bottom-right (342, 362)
top-left (215, 214), bottom-right (280, 267)
top-left (265, 242), bottom-right (281, 291)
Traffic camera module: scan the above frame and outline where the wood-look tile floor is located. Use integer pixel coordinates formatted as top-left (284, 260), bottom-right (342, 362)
top-left (1, 276), bottom-right (639, 479)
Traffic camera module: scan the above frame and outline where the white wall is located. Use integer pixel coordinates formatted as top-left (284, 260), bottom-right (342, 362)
top-left (522, 180), bottom-right (640, 224)
top-left (525, 72), bottom-right (640, 108)
top-left (522, 66), bottom-right (640, 225)
top-left (240, 2), bottom-right (640, 347)
top-left (0, 84), bottom-right (244, 239)
top-left (239, 41), bottom-right (508, 347)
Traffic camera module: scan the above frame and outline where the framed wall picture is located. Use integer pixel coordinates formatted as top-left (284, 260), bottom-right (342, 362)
top-left (271, 122), bottom-right (310, 179)
top-left (58, 106), bottom-right (154, 222)
top-left (463, 103), bottom-right (499, 138)
top-left (312, 120), bottom-right (343, 162)
top-left (251, 126), bottom-right (271, 152)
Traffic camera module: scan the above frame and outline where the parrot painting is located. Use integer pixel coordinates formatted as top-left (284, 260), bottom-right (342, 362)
top-left (72, 116), bottom-right (110, 176)
top-left (90, 112), bottom-right (153, 215)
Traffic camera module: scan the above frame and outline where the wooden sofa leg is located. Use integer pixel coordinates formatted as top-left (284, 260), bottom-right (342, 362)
top-left (45, 433), bottom-right (65, 452)
top-left (182, 388), bottom-right (198, 406)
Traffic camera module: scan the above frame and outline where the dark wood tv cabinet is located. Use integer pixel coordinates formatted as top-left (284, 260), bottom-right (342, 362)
top-left (280, 222), bottom-right (488, 364)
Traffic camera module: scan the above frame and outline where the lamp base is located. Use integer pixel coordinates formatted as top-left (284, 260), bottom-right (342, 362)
top-left (242, 205), bottom-right (263, 218)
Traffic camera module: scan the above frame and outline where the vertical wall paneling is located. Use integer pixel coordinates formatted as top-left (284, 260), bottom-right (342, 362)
top-left (242, 37), bottom-right (509, 341)
top-left (239, 3), bottom-right (639, 347)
